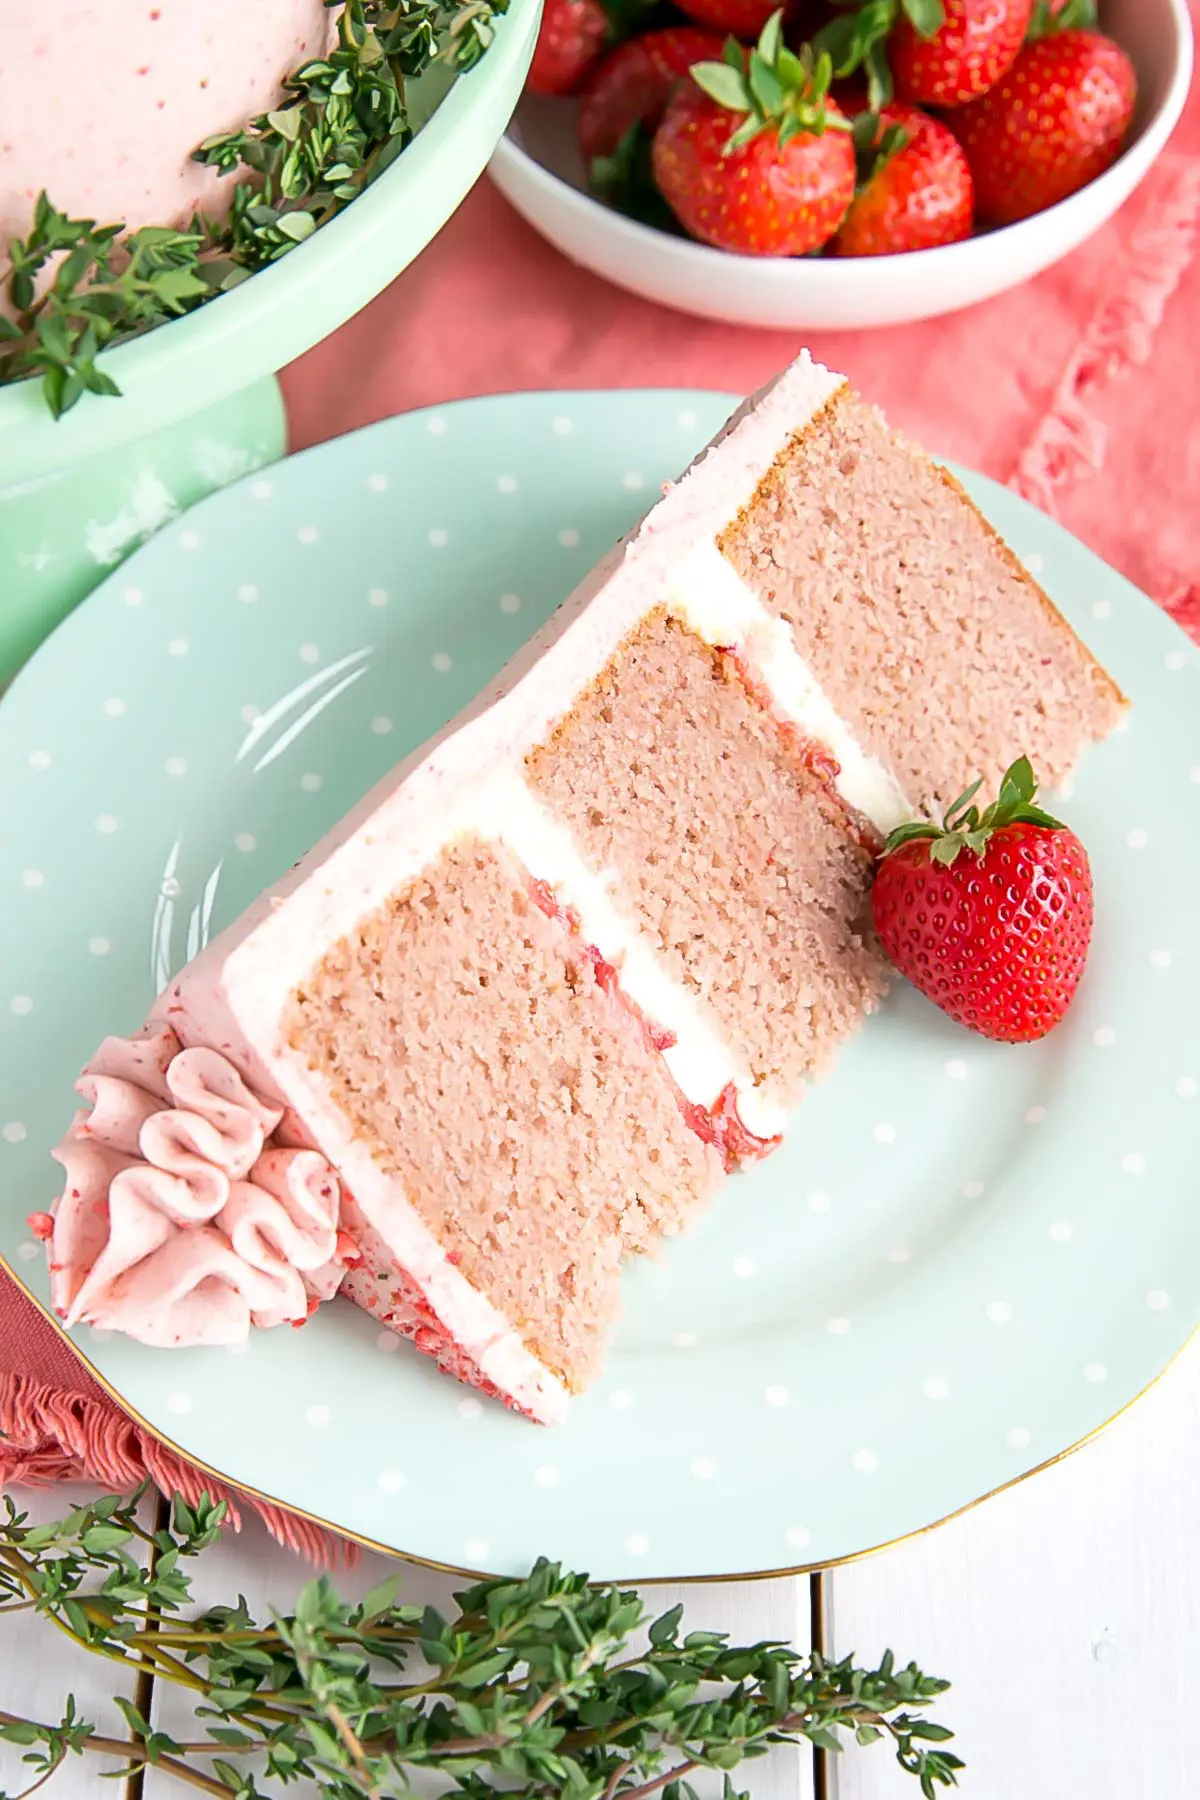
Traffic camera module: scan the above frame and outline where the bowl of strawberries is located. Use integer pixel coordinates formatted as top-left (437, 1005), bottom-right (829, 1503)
top-left (489, 0), bottom-right (1193, 328)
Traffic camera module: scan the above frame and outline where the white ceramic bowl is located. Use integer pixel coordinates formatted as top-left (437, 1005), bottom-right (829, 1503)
top-left (489, 0), bottom-right (1193, 330)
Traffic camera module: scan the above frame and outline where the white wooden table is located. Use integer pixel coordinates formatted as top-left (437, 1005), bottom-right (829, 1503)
top-left (4, 1336), bottom-right (1197, 1800)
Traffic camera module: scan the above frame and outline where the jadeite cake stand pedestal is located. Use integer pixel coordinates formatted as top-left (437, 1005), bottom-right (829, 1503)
top-left (0, 0), bottom-right (539, 687)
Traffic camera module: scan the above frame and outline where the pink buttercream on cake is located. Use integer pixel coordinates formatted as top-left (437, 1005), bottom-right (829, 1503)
top-left (47, 1023), bottom-right (350, 1347)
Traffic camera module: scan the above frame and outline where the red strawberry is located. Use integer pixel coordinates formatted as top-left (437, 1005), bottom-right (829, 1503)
top-left (890, 0), bottom-right (1033, 107)
top-left (951, 30), bottom-right (1136, 225)
top-left (579, 28), bottom-right (726, 164)
top-left (834, 101), bottom-right (974, 254)
top-left (527, 0), bottom-right (611, 95)
top-left (652, 17), bottom-right (856, 256)
top-left (676, 0), bottom-right (794, 38)
top-left (871, 756), bottom-right (1093, 1043)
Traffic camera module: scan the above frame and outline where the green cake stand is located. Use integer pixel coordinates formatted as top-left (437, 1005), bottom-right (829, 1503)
top-left (0, 0), bottom-right (540, 687)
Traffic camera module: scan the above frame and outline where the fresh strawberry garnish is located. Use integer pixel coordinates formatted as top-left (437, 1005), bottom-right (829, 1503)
top-left (580, 28), bottom-right (726, 163)
top-left (950, 29), bottom-right (1136, 225)
top-left (835, 101), bottom-right (974, 254)
top-left (814, 0), bottom-right (1031, 110)
top-left (527, 0), bottom-right (612, 95)
top-left (674, 0), bottom-right (794, 37)
top-left (871, 756), bottom-right (1094, 1043)
top-left (652, 12), bottom-right (856, 256)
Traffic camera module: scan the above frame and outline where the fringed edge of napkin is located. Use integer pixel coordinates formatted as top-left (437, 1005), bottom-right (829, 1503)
top-left (0, 1369), bottom-right (359, 1567)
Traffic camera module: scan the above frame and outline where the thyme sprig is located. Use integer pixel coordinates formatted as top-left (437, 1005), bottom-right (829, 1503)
top-left (0, 1487), bottom-right (963, 1798)
top-left (0, 0), bottom-right (507, 418)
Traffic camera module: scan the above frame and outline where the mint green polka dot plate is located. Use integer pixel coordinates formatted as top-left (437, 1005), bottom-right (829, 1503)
top-left (2, 391), bottom-right (1198, 1580)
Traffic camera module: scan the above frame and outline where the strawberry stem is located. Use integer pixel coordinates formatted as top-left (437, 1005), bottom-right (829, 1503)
top-left (881, 756), bottom-right (1066, 867)
top-left (691, 10), bottom-right (846, 152)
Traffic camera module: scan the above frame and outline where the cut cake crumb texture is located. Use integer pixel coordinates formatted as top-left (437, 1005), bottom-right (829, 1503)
top-left (720, 387), bottom-right (1127, 813)
top-left (284, 837), bottom-right (722, 1393)
top-left (42, 350), bottom-right (1128, 1423)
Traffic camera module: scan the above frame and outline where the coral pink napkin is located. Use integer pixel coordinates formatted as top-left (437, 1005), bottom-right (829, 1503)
top-left (3, 39), bottom-right (1197, 1555)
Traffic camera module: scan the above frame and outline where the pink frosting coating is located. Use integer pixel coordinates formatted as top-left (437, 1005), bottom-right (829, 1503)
top-left (49, 1023), bottom-right (349, 1347)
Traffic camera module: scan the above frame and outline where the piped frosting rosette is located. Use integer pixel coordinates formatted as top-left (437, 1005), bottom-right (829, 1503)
top-left (45, 1023), bottom-right (353, 1347)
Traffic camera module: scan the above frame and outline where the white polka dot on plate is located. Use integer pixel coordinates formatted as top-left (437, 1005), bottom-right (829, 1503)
top-left (622, 471), bottom-right (645, 490)
top-left (852, 1450), bottom-right (878, 1474)
top-left (826, 1316), bottom-right (851, 1336)
top-left (235, 833), bottom-right (256, 853)
top-left (1023, 552), bottom-right (1045, 574)
top-left (298, 526), bottom-right (319, 545)
top-left (95, 814), bottom-right (118, 834)
top-left (552, 416), bottom-right (573, 436)
top-left (784, 1524), bottom-right (811, 1551)
top-left (1149, 950), bottom-right (1172, 970)
top-left (945, 1059), bottom-right (969, 1081)
top-left (166, 1393), bottom-right (192, 1415)
top-left (806, 1190), bottom-right (830, 1212)
top-left (690, 1456), bottom-right (717, 1480)
top-left (375, 1331), bottom-right (399, 1354)
top-left (179, 529), bottom-right (200, 551)
top-left (985, 1300), bottom-right (1013, 1324)
top-left (21, 870), bottom-right (43, 889)
top-left (251, 479), bottom-right (272, 499)
top-left (16, 1241), bottom-right (39, 1261)
top-left (431, 652), bottom-right (453, 673)
top-left (672, 1331), bottom-right (698, 1348)
top-left (497, 475), bottom-right (517, 493)
top-left (226, 1340), bottom-right (248, 1357)
top-left (732, 1254), bottom-right (755, 1278)
top-left (1006, 1426), bottom-right (1031, 1450)
top-left (924, 1375), bottom-right (949, 1400)
top-left (1146, 1288), bottom-right (1171, 1311)
top-left (872, 1121), bottom-right (896, 1143)
top-left (500, 593), bottom-right (521, 614)
top-left (300, 773), bottom-right (322, 792)
top-left (168, 637), bottom-right (188, 657)
top-left (609, 1389), bottom-right (633, 1411)
top-left (1165, 651), bottom-right (1186, 671)
top-left (1083, 1362), bottom-right (1108, 1384)
top-left (377, 1469), bottom-right (404, 1493)
top-left (165, 757), bottom-right (187, 778)
top-left (961, 1179), bottom-right (985, 1198)
top-left (28, 750), bottom-right (51, 770)
top-left (237, 583), bottom-right (258, 603)
top-left (9, 996), bottom-right (32, 1016)
top-left (464, 1538), bottom-right (490, 1562)
top-left (1176, 1076), bottom-right (1198, 1098)
top-left (123, 585), bottom-right (143, 605)
top-left (367, 473), bottom-right (388, 493)
top-left (305, 1404), bottom-right (331, 1427)
top-left (1048, 1220), bottom-right (1073, 1243)
top-left (558, 528), bottom-right (581, 548)
top-left (103, 697), bottom-right (125, 717)
top-left (1025, 1105), bottom-right (1047, 1124)
top-left (885, 1245), bottom-right (911, 1265)
top-left (1120, 1152), bottom-right (1146, 1175)
top-left (678, 409), bottom-right (698, 429)
top-left (1092, 600), bottom-right (1111, 619)
top-left (88, 937), bottom-right (110, 956)
top-left (428, 528), bottom-right (448, 548)
top-left (458, 1397), bottom-right (483, 1421)
top-left (1190, 767), bottom-right (1200, 785)
top-left (426, 415), bottom-right (447, 435)
top-left (299, 644), bottom-right (319, 664)
top-left (534, 1464), bottom-right (560, 1488)
top-left (1092, 1027), bottom-right (1116, 1048)
top-left (624, 1532), bottom-right (650, 1557)
top-left (2, 1123), bottom-right (27, 1143)
top-left (765, 1384), bottom-right (789, 1407)
top-left (371, 717), bottom-right (393, 735)
top-left (241, 704), bottom-right (259, 723)
top-left (368, 587), bottom-right (388, 607)
top-left (1126, 828), bottom-right (1147, 849)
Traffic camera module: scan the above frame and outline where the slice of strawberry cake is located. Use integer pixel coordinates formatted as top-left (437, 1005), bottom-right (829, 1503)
top-left (43, 351), bottom-right (1126, 1422)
